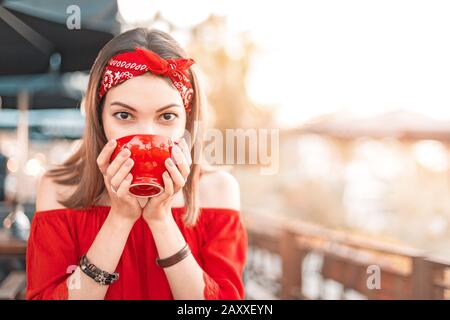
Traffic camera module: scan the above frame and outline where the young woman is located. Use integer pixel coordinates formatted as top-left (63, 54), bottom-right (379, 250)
top-left (25, 28), bottom-right (247, 300)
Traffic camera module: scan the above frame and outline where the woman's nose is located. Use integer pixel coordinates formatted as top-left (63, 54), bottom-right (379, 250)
top-left (136, 124), bottom-right (157, 136)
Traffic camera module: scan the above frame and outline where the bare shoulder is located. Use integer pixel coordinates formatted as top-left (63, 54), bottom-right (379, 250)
top-left (35, 172), bottom-right (71, 212)
top-left (199, 170), bottom-right (241, 211)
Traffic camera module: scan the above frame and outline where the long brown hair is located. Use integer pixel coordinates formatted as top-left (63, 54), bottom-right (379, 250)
top-left (46, 28), bottom-right (209, 227)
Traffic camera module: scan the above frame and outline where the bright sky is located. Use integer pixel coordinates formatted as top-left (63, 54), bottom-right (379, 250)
top-left (119, 0), bottom-right (450, 128)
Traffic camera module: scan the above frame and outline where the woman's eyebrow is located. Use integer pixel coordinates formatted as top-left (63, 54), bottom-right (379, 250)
top-left (110, 101), bottom-right (137, 112)
top-left (110, 101), bottom-right (182, 113)
top-left (155, 103), bottom-right (182, 112)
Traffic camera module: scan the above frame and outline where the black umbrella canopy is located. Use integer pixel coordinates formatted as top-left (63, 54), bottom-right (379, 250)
top-left (1, 91), bottom-right (81, 109)
top-left (0, 71), bottom-right (88, 109)
top-left (0, 0), bottom-right (119, 75)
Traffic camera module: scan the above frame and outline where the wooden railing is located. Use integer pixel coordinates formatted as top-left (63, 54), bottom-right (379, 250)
top-left (0, 229), bottom-right (27, 300)
top-left (242, 210), bottom-right (450, 300)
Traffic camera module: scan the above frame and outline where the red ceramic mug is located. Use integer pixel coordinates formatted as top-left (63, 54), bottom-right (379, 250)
top-left (110, 134), bottom-right (176, 198)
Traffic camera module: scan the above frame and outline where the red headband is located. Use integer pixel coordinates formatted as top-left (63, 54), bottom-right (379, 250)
top-left (98, 47), bottom-right (195, 112)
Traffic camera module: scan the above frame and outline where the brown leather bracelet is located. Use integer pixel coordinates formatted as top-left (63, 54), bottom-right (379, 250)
top-left (156, 243), bottom-right (191, 268)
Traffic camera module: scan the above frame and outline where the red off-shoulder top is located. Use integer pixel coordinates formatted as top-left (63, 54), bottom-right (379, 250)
top-left (25, 206), bottom-right (248, 300)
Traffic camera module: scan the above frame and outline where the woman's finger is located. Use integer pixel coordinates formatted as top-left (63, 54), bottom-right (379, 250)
top-left (179, 138), bottom-right (192, 166)
top-left (105, 148), bottom-right (131, 181)
top-left (110, 158), bottom-right (134, 191)
top-left (162, 171), bottom-right (174, 198)
top-left (171, 144), bottom-right (190, 179)
top-left (165, 158), bottom-right (186, 191)
top-left (116, 173), bottom-right (133, 198)
top-left (96, 139), bottom-right (117, 174)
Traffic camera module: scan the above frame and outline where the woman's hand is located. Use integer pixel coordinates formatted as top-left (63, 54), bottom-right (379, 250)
top-left (142, 138), bottom-right (192, 226)
top-left (97, 139), bottom-right (143, 223)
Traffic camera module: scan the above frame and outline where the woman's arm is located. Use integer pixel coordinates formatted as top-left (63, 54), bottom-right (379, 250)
top-left (67, 210), bottom-right (134, 300)
top-left (147, 170), bottom-right (242, 300)
top-left (148, 216), bottom-right (206, 300)
top-left (67, 138), bottom-right (145, 299)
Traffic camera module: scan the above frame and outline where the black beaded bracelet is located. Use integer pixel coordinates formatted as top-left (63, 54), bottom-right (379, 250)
top-left (79, 254), bottom-right (120, 286)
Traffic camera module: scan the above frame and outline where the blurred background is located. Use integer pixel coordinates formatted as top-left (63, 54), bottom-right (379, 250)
top-left (0, 0), bottom-right (449, 300)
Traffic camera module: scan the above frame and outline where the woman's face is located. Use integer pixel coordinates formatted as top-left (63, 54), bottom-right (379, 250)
top-left (101, 73), bottom-right (187, 142)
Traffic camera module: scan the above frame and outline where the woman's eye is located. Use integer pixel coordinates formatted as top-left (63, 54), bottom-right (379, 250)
top-left (113, 112), bottom-right (132, 120)
top-left (161, 113), bottom-right (177, 121)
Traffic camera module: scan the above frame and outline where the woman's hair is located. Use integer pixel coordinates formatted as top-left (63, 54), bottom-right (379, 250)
top-left (45, 28), bottom-right (212, 227)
